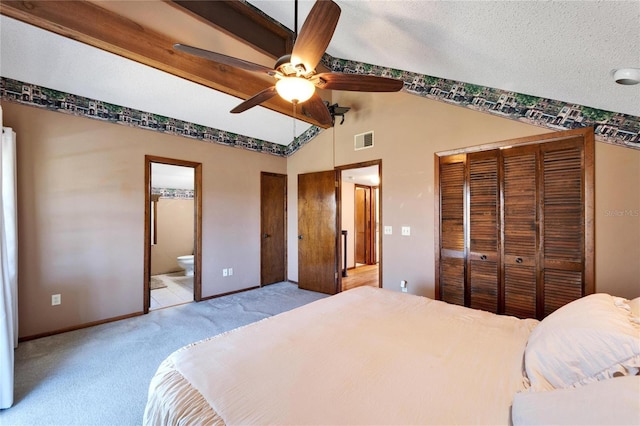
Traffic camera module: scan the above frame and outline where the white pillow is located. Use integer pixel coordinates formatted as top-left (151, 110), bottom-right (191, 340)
top-left (524, 293), bottom-right (640, 391)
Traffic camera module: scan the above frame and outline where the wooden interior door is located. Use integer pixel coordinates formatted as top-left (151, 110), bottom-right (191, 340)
top-left (355, 185), bottom-right (377, 265)
top-left (260, 172), bottom-right (286, 286)
top-left (370, 187), bottom-right (377, 263)
top-left (355, 186), bottom-right (367, 264)
top-left (298, 170), bottom-right (338, 294)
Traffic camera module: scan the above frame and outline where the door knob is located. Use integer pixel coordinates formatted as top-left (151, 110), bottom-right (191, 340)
top-left (298, 235), bottom-right (303, 240)
top-left (263, 233), bottom-right (270, 239)
top-left (516, 257), bottom-right (523, 263)
top-left (480, 255), bottom-right (487, 260)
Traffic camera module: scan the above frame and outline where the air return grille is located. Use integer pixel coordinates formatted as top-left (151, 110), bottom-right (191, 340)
top-left (354, 131), bottom-right (374, 150)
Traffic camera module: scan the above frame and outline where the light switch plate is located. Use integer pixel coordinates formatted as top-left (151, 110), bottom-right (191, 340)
top-left (401, 226), bottom-right (411, 236)
top-left (384, 226), bottom-right (392, 235)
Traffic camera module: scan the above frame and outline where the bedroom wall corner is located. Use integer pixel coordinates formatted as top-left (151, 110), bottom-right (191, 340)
top-left (594, 142), bottom-right (640, 299)
top-left (287, 90), bottom-right (550, 297)
top-left (3, 102), bottom-right (286, 338)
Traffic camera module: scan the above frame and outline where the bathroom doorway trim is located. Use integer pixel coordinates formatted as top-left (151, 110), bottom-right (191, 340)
top-left (143, 155), bottom-right (203, 313)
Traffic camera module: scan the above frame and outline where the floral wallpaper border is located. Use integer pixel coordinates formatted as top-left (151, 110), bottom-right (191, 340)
top-left (3, 57), bottom-right (640, 155)
top-left (0, 77), bottom-right (292, 157)
top-left (321, 55), bottom-right (640, 150)
top-left (152, 187), bottom-right (194, 199)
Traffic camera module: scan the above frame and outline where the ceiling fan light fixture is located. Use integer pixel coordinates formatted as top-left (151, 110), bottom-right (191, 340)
top-left (276, 77), bottom-right (315, 103)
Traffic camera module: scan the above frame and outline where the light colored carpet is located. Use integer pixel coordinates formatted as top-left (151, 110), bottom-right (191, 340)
top-left (0, 282), bottom-right (327, 425)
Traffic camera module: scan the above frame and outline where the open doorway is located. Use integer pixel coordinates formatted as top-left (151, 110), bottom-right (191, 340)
top-left (337, 161), bottom-right (381, 291)
top-left (144, 156), bottom-right (202, 313)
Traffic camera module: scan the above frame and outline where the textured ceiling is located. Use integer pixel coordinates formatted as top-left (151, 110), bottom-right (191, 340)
top-left (254, 0), bottom-right (640, 117)
top-left (1, 0), bottom-right (639, 147)
top-left (0, 13), bottom-right (313, 146)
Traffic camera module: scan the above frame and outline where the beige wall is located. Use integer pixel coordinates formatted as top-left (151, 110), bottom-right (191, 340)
top-left (6, 88), bottom-right (640, 337)
top-left (288, 90), bottom-right (640, 300)
top-left (594, 142), bottom-right (640, 299)
top-left (4, 102), bottom-right (286, 338)
top-left (151, 198), bottom-right (194, 275)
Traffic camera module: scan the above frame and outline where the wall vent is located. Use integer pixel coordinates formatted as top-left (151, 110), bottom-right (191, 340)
top-left (354, 131), bottom-right (374, 150)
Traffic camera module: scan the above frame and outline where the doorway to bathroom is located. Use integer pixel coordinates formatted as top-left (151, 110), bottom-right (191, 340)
top-left (143, 156), bottom-right (202, 313)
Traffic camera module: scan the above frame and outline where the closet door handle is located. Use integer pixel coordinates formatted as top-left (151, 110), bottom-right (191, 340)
top-left (480, 255), bottom-right (487, 260)
top-left (516, 257), bottom-right (523, 264)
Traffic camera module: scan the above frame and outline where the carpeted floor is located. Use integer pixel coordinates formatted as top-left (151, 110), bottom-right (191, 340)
top-left (0, 282), bottom-right (327, 425)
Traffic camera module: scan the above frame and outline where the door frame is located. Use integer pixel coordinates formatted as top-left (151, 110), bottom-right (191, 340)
top-left (143, 155), bottom-right (203, 313)
top-left (335, 159), bottom-right (383, 290)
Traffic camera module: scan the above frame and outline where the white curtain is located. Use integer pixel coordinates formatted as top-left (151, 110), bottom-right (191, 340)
top-left (0, 121), bottom-right (18, 409)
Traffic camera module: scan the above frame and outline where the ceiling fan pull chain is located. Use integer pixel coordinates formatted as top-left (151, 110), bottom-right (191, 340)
top-left (292, 102), bottom-right (297, 143)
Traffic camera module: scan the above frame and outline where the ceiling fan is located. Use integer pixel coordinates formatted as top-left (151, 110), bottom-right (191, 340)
top-left (173, 0), bottom-right (404, 126)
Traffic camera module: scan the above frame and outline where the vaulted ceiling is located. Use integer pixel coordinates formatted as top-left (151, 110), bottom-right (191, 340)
top-left (1, 0), bottom-right (639, 148)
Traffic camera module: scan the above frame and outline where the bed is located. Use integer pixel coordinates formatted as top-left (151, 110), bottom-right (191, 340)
top-left (143, 286), bottom-right (640, 425)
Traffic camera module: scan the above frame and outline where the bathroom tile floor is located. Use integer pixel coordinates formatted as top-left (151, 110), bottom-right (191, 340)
top-left (150, 272), bottom-right (194, 310)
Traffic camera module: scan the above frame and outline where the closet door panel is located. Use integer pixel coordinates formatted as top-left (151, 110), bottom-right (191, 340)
top-left (438, 156), bottom-right (465, 305)
top-left (503, 264), bottom-right (537, 318)
top-left (544, 269), bottom-right (583, 316)
top-left (467, 151), bottom-right (499, 312)
top-left (541, 138), bottom-right (585, 316)
top-left (440, 256), bottom-right (465, 305)
top-left (502, 146), bottom-right (538, 318)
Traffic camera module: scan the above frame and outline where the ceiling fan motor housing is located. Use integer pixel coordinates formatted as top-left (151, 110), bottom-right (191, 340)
top-left (275, 54), bottom-right (309, 77)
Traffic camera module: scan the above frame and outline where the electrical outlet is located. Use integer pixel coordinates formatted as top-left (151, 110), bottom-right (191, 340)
top-left (228, 268), bottom-right (233, 276)
top-left (401, 226), bottom-right (411, 236)
top-left (400, 280), bottom-right (408, 293)
top-left (223, 268), bottom-right (228, 277)
top-left (52, 294), bottom-right (61, 306)
top-left (384, 226), bottom-right (392, 235)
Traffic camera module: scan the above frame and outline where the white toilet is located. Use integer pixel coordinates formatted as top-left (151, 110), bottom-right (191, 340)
top-left (176, 255), bottom-right (194, 276)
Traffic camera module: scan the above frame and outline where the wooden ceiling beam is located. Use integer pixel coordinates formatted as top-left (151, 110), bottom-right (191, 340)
top-left (0, 0), bottom-right (329, 128)
top-left (169, 0), bottom-right (293, 60)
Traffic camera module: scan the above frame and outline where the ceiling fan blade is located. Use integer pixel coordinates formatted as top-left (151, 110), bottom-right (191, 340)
top-left (290, 0), bottom-right (341, 75)
top-left (174, 43), bottom-right (275, 75)
top-left (301, 93), bottom-right (332, 126)
top-left (315, 73), bottom-right (405, 92)
top-left (230, 86), bottom-right (278, 113)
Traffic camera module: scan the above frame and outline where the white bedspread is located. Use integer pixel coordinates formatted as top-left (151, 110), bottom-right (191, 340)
top-left (144, 286), bottom-right (538, 425)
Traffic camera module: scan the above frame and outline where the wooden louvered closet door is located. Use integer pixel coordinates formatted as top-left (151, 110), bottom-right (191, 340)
top-left (502, 145), bottom-right (538, 318)
top-left (467, 151), bottom-right (500, 312)
top-left (438, 154), bottom-right (465, 306)
top-left (540, 137), bottom-right (588, 316)
top-left (435, 128), bottom-right (594, 319)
